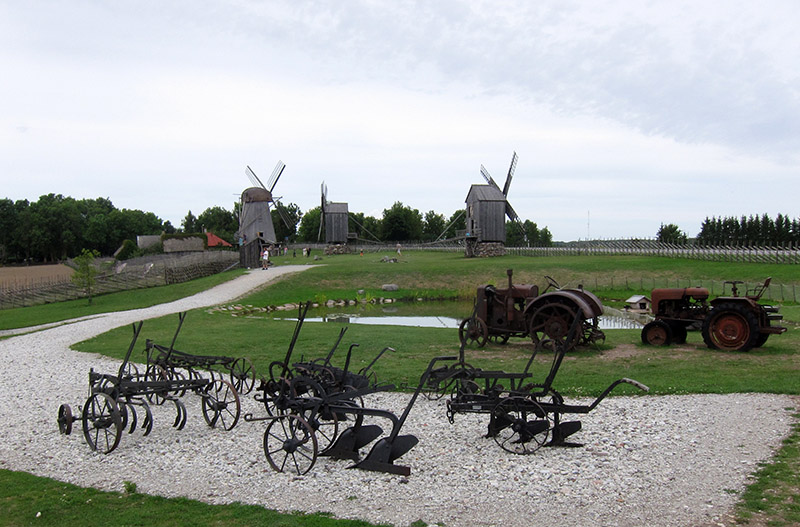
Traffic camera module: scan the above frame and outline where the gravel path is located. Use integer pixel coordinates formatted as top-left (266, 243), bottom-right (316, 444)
top-left (0, 266), bottom-right (794, 527)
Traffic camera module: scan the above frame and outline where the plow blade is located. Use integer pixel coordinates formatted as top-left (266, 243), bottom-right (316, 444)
top-left (549, 420), bottom-right (582, 447)
top-left (321, 424), bottom-right (383, 461)
top-left (351, 434), bottom-right (419, 476)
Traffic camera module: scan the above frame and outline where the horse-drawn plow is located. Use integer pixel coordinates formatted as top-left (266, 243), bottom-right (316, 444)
top-left (245, 303), bottom-right (437, 476)
top-left (428, 315), bottom-right (649, 454)
top-left (57, 318), bottom-right (243, 453)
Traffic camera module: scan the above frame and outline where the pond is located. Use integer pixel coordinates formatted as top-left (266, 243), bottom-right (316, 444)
top-left (267, 301), bottom-right (646, 330)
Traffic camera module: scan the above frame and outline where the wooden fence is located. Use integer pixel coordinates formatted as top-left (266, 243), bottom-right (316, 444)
top-left (339, 239), bottom-right (800, 265)
top-left (0, 251), bottom-right (239, 310)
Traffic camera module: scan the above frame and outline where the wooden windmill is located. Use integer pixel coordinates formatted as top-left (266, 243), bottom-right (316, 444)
top-left (465, 152), bottom-right (525, 254)
top-left (239, 161), bottom-right (283, 245)
top-left (318, 182), bottom-right (350, 245)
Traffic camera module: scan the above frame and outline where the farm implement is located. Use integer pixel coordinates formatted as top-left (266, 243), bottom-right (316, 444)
top-left (429, 315), bottom-right (648, 454)
top-left (145, 311), bottom-right (257, 395)
top-left (245, 303), bottom-right (431, 476)
top-left (57, 320), bottom-right (241, 454)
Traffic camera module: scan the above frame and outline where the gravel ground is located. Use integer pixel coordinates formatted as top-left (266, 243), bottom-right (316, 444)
top-left (0, 266), bottom-right (794, 527)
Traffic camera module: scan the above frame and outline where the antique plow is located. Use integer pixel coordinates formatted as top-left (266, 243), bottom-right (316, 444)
top-left (145, 312), bottom-right (257, 395)
top-left (57, 321), bottom-right (241, 454)
top-left (432, 315), bottom-right (648, 454)
top-left (245, 303), bottom-right (429, 476)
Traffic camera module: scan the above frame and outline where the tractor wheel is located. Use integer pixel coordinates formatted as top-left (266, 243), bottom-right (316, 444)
top-left (702, 302), bottom-right (759, 352)
top-left (459, 317), bottom-right (488, 348)
top-left (641, 320), bottom-right (672, 346)
top-left (528, 300), bottom-right (580, 349)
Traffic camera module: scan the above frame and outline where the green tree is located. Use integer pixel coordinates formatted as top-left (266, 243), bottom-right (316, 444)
top-left (422, 210), bottom-right (446, 242)
top-left (657, 223), bottom-right (688, 244)
top-left (297, 207), bottom-right (322, 242)
top-left (198, 206), bottom-right (238, 243)
top-left (181, 210), bottom-right (198, 233)
top-left (271, 202), bottom-right (302, 243)
top-left (0, 198), bottom-right (17, 263)
top-left (71, 249), bottom-right (101, 305)
top-left (380, 202), bottom-right (423, 242)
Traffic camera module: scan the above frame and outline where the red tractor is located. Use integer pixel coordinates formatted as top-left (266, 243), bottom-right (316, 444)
top-left (459, 270), bottom-right (605, 349)
top-left (641, 278), bottom-right (786, 351)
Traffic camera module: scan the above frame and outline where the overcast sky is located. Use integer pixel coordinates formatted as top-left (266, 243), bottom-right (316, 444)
top-left (2, 1), bottom-right (798, 241)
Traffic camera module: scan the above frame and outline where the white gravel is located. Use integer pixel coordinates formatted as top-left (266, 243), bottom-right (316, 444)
top-left (0, 266), bottom-right (794, 527)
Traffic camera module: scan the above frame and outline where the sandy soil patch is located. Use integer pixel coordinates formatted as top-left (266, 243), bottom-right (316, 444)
top-left (0, 264), bottom-right (74, 288)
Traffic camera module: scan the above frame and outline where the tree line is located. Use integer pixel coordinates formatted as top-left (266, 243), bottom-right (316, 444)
top-left (0, 195), bottom-right (553, 264)
top-left (696, 214), bottom-right (800, 246)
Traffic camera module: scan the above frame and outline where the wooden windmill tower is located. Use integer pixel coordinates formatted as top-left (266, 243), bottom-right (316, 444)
top-left (238, 161), bottom-right (290, 266)
top-left (464, 151), bottom-right (525, 257)
top-left (318, 182), bottom-right (350, 251)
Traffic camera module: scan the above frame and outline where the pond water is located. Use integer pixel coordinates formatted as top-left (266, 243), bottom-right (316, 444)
top-left (268, 301), bottom-right (646, 329)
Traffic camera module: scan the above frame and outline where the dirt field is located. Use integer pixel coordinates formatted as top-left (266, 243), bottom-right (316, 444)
top-left (0, 264), bottom-right (73, 288)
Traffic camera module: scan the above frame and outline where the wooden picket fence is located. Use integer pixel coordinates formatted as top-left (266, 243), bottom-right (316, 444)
top-left (0, 251), bottom-right (239, 310)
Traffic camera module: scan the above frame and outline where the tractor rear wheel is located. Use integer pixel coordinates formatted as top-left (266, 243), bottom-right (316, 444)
top-left (641, 320), bottom-right (672, 346)
top-left (702, 302), bottom-right (759, 352)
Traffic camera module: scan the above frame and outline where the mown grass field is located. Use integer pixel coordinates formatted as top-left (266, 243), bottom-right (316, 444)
top-left (3, 251), bottom-right (800, 526)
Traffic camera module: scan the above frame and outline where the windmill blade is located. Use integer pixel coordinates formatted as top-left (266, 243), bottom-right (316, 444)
top-left (505, 201), bottom-right (528, 242)
top-left (267, 160), bottom-right (286, 192)
top-left (505, 200), bottom-right (522, 224)
top-left (480, 165), bottom-right (501, 191)
top-left (246, 165), bottom-right (266, 189)
top-left (502, 151), bottom-right (518, 197)
top-left (274, 199), bottom-right (293, 229)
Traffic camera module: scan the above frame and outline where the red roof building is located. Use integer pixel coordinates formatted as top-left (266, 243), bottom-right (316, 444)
top-left (205, 232), bottom-right (233, 248)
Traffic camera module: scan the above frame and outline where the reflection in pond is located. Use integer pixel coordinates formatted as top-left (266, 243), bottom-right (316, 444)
top-left (268, 301), bottom-right (646, 329)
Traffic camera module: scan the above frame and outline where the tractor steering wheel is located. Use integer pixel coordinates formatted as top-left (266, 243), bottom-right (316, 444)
top-left (543, 275), bottom-right (561, 292)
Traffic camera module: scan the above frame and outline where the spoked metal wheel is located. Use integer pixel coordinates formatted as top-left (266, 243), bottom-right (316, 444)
top-left (263, 414), bottom-right (318, 475)
top-left (57, 404), bottom-right (74, 435)
top-left (144, 364), bottom-right (170, 405)
top-left (528, 301), bottom-right (580, 350)
top-left (490, 397), bottom-right (551, 455)
top-left (82, 392), bottom-right (123, 454)
top-left (422, 363), bottom-right (475, 401)
top-left (487, 333), bottom-right (510, 345)
top-left (201, 379), bottom-right (241, 431)
top-left (289, 377), bottom-right (338, 452)
top-left (229, 357), bottom-right (256, 395)
top-left (459, 317), bottom-right (488, 348)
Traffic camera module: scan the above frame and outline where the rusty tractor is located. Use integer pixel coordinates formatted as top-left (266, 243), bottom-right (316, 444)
top-left (640, 277), bottom-right (786, 351)
top-left (458, 270), bottom-right (605, 349)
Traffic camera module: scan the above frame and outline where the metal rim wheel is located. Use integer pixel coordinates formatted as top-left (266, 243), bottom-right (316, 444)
top-left (202, 378), bottom-right (241, 431)
top-left (57, 404), bottom-right (74, 435)
top-left (121, 361), bottom-right (139, 380)
top-left (144, 364), bottom-right (170, 405)
top-left (459, 317), bottom-right (488, 348)
top-left (81, 392), bottom-right (123, 454)
top-left (268, 360), bottom-right (293, 385)
top-left (263, 414), bottom-right (318, 475)
top-left (491, 397), bottom-right (550, 455)
top-left (488, 334), bottom-right (510, 345)
top-left (230, 357), bottom-right (256, 395)
top-left (528, 301), bottom-right (579, 348)
top-left (702, 302), bottom-right (759, 352)
top-left (423, 362), bottom-right (475, 400)
top-left (289, 376), bottom-right (338, 451)
top-left (641, 320), bottom-right (673, 346)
